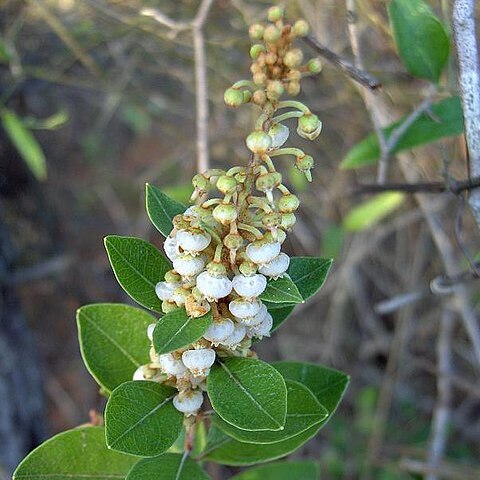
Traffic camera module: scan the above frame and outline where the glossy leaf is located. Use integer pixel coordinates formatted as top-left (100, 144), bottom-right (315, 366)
top-left (153, 307), bottom-right (212, 354)
top-left (13, 426), bottom-right (137, 480)
top-left (77, 303), bottom-right (154, 393)
top-left (146, 183), bottom-right (186, 237)
top-left (343, 192), bottom-right (405, 232)
top-left (207, 357), bottom-right (287, 432)
top-left (104, 235), bottom-right (170, 312)
top-left (231, 461), bottom-right (319, 480)
top-left (340, 97), bottom-right (464, 169)
top-left (261, 275), bottom-right (303, 304)
top-left (389, 0), bottom-right (449, 82)
top-left (272, 361), bottom-right (349, 413)
top-left (105, 381), bottom-right (183, 457)
top-left (269, 304), bottom-right (295, 332)
top-left (213, 379), bottom-right (328, 444)
top-left (1, 108), bottom-right (47, 180)
top-left (288, 257), bottom-right (333, 301)
top-left (126, 453), bottom-right (211, 480)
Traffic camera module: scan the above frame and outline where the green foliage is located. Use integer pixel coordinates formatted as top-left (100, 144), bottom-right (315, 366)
top-left (341, 97), bottom-right (464, 169)
top-left (343, 192), bottom-right (405, 232)
top-left (213, 379), bottom-right (328, 443)
top-left (207, 357), bottom-right (287, 432)
top-left (153, 307), bottom-right (212, 354)
top-left (231, 461), bottom-right (319, 480)
top-left (1, 108), bottom-right (47, 180)
top-left (269, 304), bottom-right (295, 331)
top-left (388, 0), bottom-right (450, 82)
top-left (288, 257), bottom-right (333, 301)
top-left (104, 235), bottom-right (170, 312)
top-left (261, 275), bottom-right (303, 304)
top-left (105, 381), bottom-right (183, 457)
top-left (126, 453), bottom-right (211, 480)
top-left (77, 303), bottom-right (154, 393)
top-left (13, 426), bottom-right (138, 480)
top-left (146, 183), bottom-right (186, 237)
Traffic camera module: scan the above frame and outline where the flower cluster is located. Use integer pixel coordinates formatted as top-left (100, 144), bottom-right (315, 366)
top-left (133, 6), bottom-right (323, 418)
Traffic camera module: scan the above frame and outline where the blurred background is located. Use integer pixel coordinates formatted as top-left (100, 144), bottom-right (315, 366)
top-left (1, 0), bottom-right (480, 478)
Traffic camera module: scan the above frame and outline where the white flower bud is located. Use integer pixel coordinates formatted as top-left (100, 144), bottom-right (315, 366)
top-left (159, 353), bottom-right (187, 376)
top-left (232, 274), bottom-right (267, 298)
top-left (155, 281), bottom-right (177, 301)
top-left (229, 298), bottom-right (262, 319)
top-left (237, 303), bottom-right (268, 327)
top-left (177, 229), bottom-right (211, 254)
top-left (173, 390), bottom-right (204, 416)
top-left (132, 366), bottom-right (146, 381)
top-left (268, 123), bottom-right (289, 149)
top-left (203, 317), bottom-right (235, 345)
top-left (183, 206), bottom-right (200, 218)
top-left (164, 235), bottom-right (180, 261)
top-left (196, 271), bottom-right (233, 301)
top-left (221, 322), bottom-right (246, 349)
top-left (248, 312), bottom-right (273, 339)
top-left (259, 252), bottom-right (290, 279)
top-left (246, 242), bottom-right (281, 265)
top-left (173, 254), bottom-right (205, 278)
top-left (182, 348), bottom-right (216, 377)
top-left (147, 323), bottom-right (156, 341)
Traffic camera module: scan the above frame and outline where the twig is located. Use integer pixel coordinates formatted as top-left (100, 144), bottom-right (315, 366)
top-left (345, 0), bottom-right (389, 184)
top-left (302, 35), bottom-right (381, 90)
top-left (426, 309), bottom-right (454, 480)
top-left (452, 0), bottom-right (480, 228)
top-left (354, 175), bottom-right (480, 195)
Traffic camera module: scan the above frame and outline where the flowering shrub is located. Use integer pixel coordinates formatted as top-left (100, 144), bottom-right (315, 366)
top-left (13, 6), bottom-right (348, 479)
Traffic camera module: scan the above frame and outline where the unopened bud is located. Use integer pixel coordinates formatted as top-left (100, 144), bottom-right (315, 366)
top-left (307, 58), bottom-right (323, 74)
top-left (298, 113), bottom-right (322, 140)
top-left (280, 212), bottom-right (297, 230)
top-left (249, 23), bottom-right (265, 40)
top-left (192, 173), bottom-right (210, 193)
top-left (212, 203), bottom-right (238, 225)
top-left (224, 87), bottom-right (245, 107)
top-left (278, 193), bottom-right (300, 213)
top-left (250, 44), bottom-right (266, 60)
top-left (266, 80), bottom-right (284, 100)
top-left (262, 212), bottom-right (282, 229)
top-left (246, 131), bottom-right (272, 154)
top-left (287, 81), bottom-right (301, 96)
top-left (283, 48), bottom-right (303, 68)
top-left (263, 24), bottom-right (281, 43)
top-left (267, 5), bottom-right (284, 22)
top-left (224, 233), bottom-right (244, 250)
top-left (293, 19), bottom-right (310, 37)
top-left (253, 72), bottom-right (267, 86)
top-left (252, 90), bottom-right (267, 106)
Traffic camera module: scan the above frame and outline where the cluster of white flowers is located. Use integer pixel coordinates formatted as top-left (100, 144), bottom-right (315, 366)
top-left (132, 6), bottom-right (322, 418)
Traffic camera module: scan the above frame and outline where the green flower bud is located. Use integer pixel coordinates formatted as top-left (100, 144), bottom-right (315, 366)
top-left (278, 194), bottom-right (300, 213)
top-left (224, 233), bottom-right (244, 250)
top-left (266, 80), bottom-right (285, 100)
top-left (252, 89), bottom-right (267, 106)
top-left (243, 90), bottom-right (252, 103)
top-left (287, 69), bottom-right (301, 81)
top-left (298, 114), bottom-right (320, 133)
top-left (224, 87), bottom-right (245, 107)
top-left (250, 43), bottom-right (266, 60)
top-left (192, 173), bottom-right (210, 192)
top-left (296, 154), bottom-right (314, 181)
top-left (293, 19), bottom-right (310, 37)
top-left (249, 23), bottom-right (265, 40)
top-left (217, 175), bottom-right (238, 195)
top-left (267, 5), bottom-right (284, 22)
top-left (287, 81), bottom-right (301, 96)
top-left (262, 212), bottom-right (282, 228)
top-left (253, 72), bottom-right (267, 86)
top-left (165, 270), bottom-right (182, 283)
top-left (283, 48), bottom-right (303, 68)
top-left (246, 131), bottom-right (272, 154)
top-left (162, 300), bottom-right (177, 314)
top-left (264, 229), bottom-right (286, 244)
top-left (212, 203), bottom-right (238, 225)
top-left (256, 171), bottom-right (282, 192)
top-left (307, 58), bottom-right (323, 74)
top-left (207, 261), bottom-right (227, 276)
top-left (280, 212), bottom-right (297, 230)
top-left (263, 24), bottom-right (281, 43)
top-left (239, 261), bottom-right (257, 276)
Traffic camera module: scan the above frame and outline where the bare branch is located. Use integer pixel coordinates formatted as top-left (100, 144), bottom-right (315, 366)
top-left (452, 0), bottom-right (480, 228)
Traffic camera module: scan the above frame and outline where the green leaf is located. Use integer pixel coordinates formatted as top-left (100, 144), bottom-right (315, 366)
top-left (269, 305), bottom-right (295, 332)
top-left (272, 361), bottom-right (349, 413)
top-left (146, 183), bottom-right (186, 237)
top-left (126, 453), bottom-right (211, 480)
top-left (202, 424), bottom-right (320, 466)
top-left (24, 109), bottom-right (69, 130)
top-left (13, 426), bottom-right (138, 480)
top-left (230, 461), bottom-right (319, 480)
top-left (104, 235), bottom-right (170, 312)
top-left (288, 257), bottom-right (333, 302)
top-left (1, 108), bottom-right (47, 181)
top-left (342, 192), bottom-right (405, 232)
top-left (105, 381), bottom-right (183, 457)
top-left (213, 379), bottom-right (328, 444)
top-left (207, 357), bottom-right (287, 432)
top-left (153, 307), bottom-right (212, 354)
top-left (261, 275), bottom-right (303, 304)
top-left (77, 303), bottom-right (154, 393)
top-left (340, 97), bottom-right (464, 169)
top-left (388, 0), bottom-right (450, 82)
